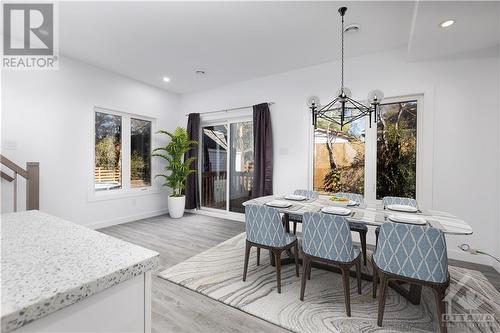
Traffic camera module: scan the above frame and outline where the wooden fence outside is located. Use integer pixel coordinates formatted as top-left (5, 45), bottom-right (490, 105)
top-left (95, 167), bottom-right (121, 183)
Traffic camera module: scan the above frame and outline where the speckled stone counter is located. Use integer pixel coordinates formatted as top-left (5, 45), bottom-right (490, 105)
top-left (1, 210), bottom-right (159, 333)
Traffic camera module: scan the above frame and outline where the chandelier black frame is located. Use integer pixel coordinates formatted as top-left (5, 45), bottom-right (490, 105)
top-left (308, 7), bottom-right (384, 129)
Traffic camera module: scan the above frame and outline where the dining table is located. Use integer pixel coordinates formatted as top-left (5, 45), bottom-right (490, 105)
top-left (242, 195), bottom-right (473, 305)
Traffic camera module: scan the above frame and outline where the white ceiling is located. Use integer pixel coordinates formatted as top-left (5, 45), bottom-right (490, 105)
top-left (57, 1), bottom-right (499, 94)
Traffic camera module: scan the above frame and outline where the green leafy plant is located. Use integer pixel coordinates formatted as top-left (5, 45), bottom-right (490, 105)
top-left (152, 127), bottom-right (197, 197)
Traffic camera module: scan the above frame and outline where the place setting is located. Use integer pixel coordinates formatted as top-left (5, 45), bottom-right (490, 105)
top-left (384, 203), bottom-right (427, 225)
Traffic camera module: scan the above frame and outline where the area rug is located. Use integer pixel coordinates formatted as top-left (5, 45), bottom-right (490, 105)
top-left (158, 233), bottom-right (500, 332)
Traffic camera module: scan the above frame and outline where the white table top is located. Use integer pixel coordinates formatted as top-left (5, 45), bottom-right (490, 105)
top-left (1, 210), bottom-right (159, 333)
top-left (243, 195), bottom-right (473, 236)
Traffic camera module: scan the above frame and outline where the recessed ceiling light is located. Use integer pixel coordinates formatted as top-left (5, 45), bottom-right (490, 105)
top-left (195, 70), bottom-right (206, 76)
top-left (344, 24), bottom-right (360, 33)
top-left (440, 19), bottom-right (455, 28)
top-left (162, 76), bottom-right (171, 82)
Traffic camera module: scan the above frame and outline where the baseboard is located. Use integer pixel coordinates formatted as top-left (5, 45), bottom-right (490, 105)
top-left (86, 209), bottom-right (169, 230)
top-left (186, 208), bottom-right (245, 222)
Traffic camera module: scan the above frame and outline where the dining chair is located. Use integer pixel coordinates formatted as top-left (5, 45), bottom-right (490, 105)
top-left (372, 222), bottom-right (450, 332)
top-left (375, 196), bottom-right (419, 246)
top-left (334, 192), bottom-right (368, 266)
top-left (300, 212), bottom-right (362, 317)
top-left (287, 189), bottom-right (319, 235)
top-left (243, 204), bottom-right (300, 293)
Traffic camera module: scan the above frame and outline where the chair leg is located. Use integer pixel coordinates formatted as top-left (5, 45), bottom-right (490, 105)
top-left (372, 265), bottom-right (378, 298)
top-left (377, 272), bottom-right (389, 326)
top-left (256, 247), bottom-right (260, 266)
top-left (433, 285), bottom-right (448, 333)
top-left (307, 260), bottom-right (312, 280)
top-left (341, 266), bottom-right (352, 317)
top-left (300, 256), bottom-right (308, 301)
top-left (269, 250), bottom-right (275, 266)
top-left (275, 250), bottom-right (282, 293)
top-left (293, 221), bottom-right (297, 235)
top-left (243, 241), bottom-right (251, 282)
top-left (293, 242), bottom-right (299, 277)
top-left (355, 257), bottom-right (362, 295)
top-left (359, 230), bottom-right (367, 266)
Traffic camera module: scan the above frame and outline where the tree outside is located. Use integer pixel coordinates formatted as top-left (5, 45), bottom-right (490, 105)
top-left (376, 101), bottom-right (417, 199)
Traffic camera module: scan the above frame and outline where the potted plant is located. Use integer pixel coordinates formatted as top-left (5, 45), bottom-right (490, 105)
top-left (153, 127), bottom-right (197, 218)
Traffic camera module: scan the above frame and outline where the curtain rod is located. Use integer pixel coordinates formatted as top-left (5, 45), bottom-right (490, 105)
top-left (185, 102), bottom-right (274, 117)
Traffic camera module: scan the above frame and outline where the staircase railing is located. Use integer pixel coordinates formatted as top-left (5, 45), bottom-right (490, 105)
top-left (0, 155), bottom-right (39, 211)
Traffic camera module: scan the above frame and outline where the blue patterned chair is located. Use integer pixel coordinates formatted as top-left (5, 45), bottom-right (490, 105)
top-left (334, 192), bottom-right (368, 266)
top-left (287, 189), bottom-right (319, 234)
top-left (382, 196), bottom-right (418, 208)
top-left (300, 212), bottom-right (362, 317)
top-left (375, 196), bottom-right (419, 246)
top-left (372, 222), bottom-right (450, 332)
top-left (243, 204), bottom-right (299, 293)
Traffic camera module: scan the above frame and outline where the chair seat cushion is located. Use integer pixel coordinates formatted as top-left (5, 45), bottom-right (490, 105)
top-left (349, 222), bottom-right (368, 232)
top-left (288, 213), bottom-right (303, 222)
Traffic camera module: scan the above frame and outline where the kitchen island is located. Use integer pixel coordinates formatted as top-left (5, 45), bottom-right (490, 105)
top-left (1, 210), bottom-right (159, 333)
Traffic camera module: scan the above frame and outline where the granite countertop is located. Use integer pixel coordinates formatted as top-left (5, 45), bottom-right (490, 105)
top-left (1, 210), bottom-right (159, 333)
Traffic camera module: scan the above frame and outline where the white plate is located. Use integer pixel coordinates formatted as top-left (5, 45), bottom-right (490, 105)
top-left (386, 204), bottom-right (418, 213)
top-left (388, 214), bottom-right (427, 225)
top-left (284, 194), bottom-right (307, 201)
top-left (265, 200), bottom-right (292, 208)
top-left (347, 200), bottom-right (357, 207)
top-left (321, 206), bottom-right (352, 216)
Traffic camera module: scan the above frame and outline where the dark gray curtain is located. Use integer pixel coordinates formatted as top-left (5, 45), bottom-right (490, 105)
top-left (185, 113), bottom-right (200, 209)
top-left (252, 103), bottom-right (273, 197)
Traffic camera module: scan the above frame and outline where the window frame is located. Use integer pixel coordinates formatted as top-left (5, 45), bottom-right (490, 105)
top-left (89, 106), bottom-right (159, 202)
top-left (309, 94), bottom-right (425, 204)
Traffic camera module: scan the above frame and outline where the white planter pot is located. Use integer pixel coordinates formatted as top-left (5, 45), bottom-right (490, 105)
top-left (168, 195), bottom-right (185, 219)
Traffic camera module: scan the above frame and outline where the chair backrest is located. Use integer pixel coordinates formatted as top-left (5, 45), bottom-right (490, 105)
top-left (245, 204), bottom-right (287, 247)
top-left (302, 212), bottom-right (358, 262)
top-left (294, 189), bottom-right (319, 199)
top-left (373, 222), bottom-right (448, 283)
top-left (382, 196), bottom-right (418, 208)
top-left (334, 192), bottom-right (364, 204)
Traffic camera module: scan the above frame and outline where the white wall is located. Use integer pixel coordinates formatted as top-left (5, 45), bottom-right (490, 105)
top-left (180, 48), bottom-right (500, 268)
top-left (1, 56), bottom-right (180, 228)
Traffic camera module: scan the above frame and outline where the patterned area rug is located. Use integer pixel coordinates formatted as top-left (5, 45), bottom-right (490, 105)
top-left (158, 233), bottom-right (500, 332)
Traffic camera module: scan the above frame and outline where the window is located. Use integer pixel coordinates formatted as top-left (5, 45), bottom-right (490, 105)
top-left (93, 108), bottom-right (155, 196)
top-left (313, 116), bottom-right (365, 194)
top-left (95, 112), bottom-right (122, 191)
top-left (313, 97), bottom-right (419, 202)
top-left (131, 118), bottom-right (152, 188)
top-left (200, 118), bottom-right (254, 214)
top-left (376, 100), bottom-right (417, 199)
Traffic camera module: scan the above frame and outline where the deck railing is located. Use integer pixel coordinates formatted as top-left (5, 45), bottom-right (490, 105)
top-left (202, 171), bottom-right (253, 208)
top-left (0, 155), bottom-right (39, 211)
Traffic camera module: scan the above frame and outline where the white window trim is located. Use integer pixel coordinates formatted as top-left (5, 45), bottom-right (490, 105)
top-left (308, 92), bottom-right (434, 208)
top-left (88, 106), bottom-right (159, 202)
top-left (197, 109), bottom-right (253, 217)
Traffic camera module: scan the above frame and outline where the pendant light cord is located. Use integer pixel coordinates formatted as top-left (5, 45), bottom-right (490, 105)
top-left (340, 10), bottom-right (344, 92)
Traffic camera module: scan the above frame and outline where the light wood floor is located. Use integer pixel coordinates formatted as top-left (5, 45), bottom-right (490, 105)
top-left (99, 213), bottom-right (500, 333)
top-left (99, 213), bottom-right (289, 333)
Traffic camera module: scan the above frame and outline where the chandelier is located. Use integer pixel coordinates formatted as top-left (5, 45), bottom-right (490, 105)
top-left (307, 7), bottom-right (384, 129)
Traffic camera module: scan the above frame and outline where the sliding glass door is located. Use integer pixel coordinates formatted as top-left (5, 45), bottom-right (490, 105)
top-left (229, 121), bottom-right (254, 213)
top-left (200, 119), bottom-right (254, 214)
top-left (201, 124), bottom-right (228, 209)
